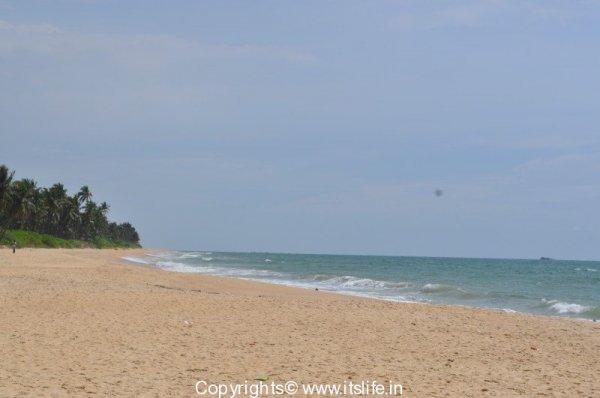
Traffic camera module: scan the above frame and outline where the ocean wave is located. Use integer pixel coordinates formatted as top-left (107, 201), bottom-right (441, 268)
top-left (420, 283), bottom-right (476, 299)
top-left (540, 298), bottom-right (593, 314)
top-left (149, 256), bottom-right (288, 279)
top-left (311, 275), bottom-right (411, 290)
top-left (144, 252), bottom-right (174, 259)
top-left (121, 256), bottom-right (150, 265)
top-left (551, 302), bottom-right (591, 314)
top-left (333, 276), bottom-right (386, 288)
top-left (156, 260), bottom-right (206, 273)
top-left (212, 267), bottom-right (286, 279)
top-left (178, 253), bottom-right (202, 259)
top-left (421, 283), bottom-right (447, 293)
top-left (312, 274), bottom-right (333, 281)
top-left (121, 250), bottom-right (600, 320)
top-left (575, 267), bottom-right (598, 272)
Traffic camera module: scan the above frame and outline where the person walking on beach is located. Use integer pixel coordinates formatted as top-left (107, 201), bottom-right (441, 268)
top-left (11, 240), bottom-right (16, 254)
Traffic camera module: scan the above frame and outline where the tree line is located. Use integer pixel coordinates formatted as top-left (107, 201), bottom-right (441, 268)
top-left (0, 165), bottom-right (140, 245)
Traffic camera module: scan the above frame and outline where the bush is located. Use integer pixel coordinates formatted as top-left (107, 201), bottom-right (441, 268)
top-left (1, 230), bottom-right (139, 249)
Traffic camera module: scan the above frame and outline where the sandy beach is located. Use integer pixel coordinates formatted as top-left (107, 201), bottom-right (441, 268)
top-left (0, 249), bottom-right (598, 397)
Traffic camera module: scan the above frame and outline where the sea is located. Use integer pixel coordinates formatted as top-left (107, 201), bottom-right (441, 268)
top-left (122, 251), bottom-right (600, 320)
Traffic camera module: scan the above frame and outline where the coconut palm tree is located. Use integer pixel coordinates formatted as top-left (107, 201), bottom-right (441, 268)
top-left (94, 201), bottom-right (110, 237)
top-left (42, 183), bottom-right (69, 235)
top-left (0, 165), bottom-right (14, 204)
top-left (76, 185), bottom-right (92, 208)
top-left (1, 165), bottom-right (141, 245)
top-left (0, 165), bottom-right (15, 232)
top-left (81, 201), bottom-right (98, 240)
top-left (59, 196), bottom-right (81, 239)
top-left (10, 179), bottom-right (38, 230)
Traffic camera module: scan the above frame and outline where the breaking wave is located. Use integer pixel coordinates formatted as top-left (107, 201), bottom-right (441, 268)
top-left (540, 298), bottom-right (594, 315)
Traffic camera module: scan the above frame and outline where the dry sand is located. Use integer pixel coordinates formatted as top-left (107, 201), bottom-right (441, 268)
top-left (0, 248), bottom-right (599, 397)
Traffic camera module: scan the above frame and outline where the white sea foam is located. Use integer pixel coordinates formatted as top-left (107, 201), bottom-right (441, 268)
top-left (121, 250), bottom-right (600, 320)
top-left (420, 283), bottom-right (476, 299)
top-left (156, 260), bottom-right (204, 273)
top-left (219, 268), bottom-right (284, 278)
top-left (179, 253), bottom-right (202, 259)
top-left (313, 275), bottom-right (410, 290)
top-left (121, 256), bottom-right (150, 265)
top-left (550, 302), bottom-right (591, 314)
top-left (541, 298), bottom-right (591, 314)
top-left (312, 274), bottom-right (332, 281)
top-left (144, 252), bottom-right (173, 258)
top-left (421, 283), bottom-right (447, 293)
top-left (333, 276), bottom-right (386, 288)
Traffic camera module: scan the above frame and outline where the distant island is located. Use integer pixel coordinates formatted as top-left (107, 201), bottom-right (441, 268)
top-left (0, 164), bottom-right (140, 248)
top-left (539, 257), bottom-right (554, 261)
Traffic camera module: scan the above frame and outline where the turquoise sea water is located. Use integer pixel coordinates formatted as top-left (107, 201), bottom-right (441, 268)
top-left (123, 251), bottom-right (600, 320)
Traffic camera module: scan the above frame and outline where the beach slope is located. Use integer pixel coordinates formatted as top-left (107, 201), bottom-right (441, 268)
top-left (0, 249), bottom-right (598, 397)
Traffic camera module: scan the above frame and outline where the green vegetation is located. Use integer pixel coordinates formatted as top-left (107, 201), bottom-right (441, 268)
top-left (0, 164), bottom-right (141, 249)
top-left (2, 229), bottom-right (84, 248)
top-left (1, 230), bottom-right (139, 249)
top-left (92, 236), bottom-right (139, 249)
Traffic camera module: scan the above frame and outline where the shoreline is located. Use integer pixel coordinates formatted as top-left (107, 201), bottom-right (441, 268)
top-left (1, 248), bottom-right (599, 396)
top-left (129, 254), bottom-right (598, 324)
top-left (123, 249), bottom-right (600, 323)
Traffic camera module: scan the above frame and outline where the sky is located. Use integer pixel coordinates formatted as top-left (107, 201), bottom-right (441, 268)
top-left (1, 1), bottom-right (600, 260)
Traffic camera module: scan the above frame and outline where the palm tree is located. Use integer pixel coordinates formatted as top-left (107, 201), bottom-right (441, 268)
top-left (0, 165), bottom-right (14, 205)
top-left (81, 201), bottom-right (98, 240)
top-left (1, 165), bottom-right (141, 245)
top-left (95, 201), bottom-right (110, 237)
top-left (10, 179), bottom-right (38, 230)
top-left (42, 183), bottom-right (68, 235)
top-left (60, 196), bottom-right (81, 239)
top-left (76, 185), bottom-right (92, 207)
top-left (0, 165), bottom-right (15, 232)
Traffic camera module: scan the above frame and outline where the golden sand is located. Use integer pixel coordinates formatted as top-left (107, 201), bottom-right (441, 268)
top-left (0, 249), bottom-right (598, 397)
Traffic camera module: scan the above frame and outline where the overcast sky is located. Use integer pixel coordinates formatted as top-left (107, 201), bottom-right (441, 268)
top-left (1, 1), bottom-right (600, 259)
